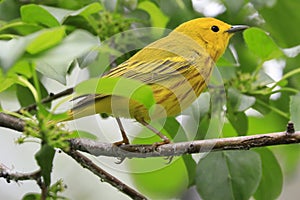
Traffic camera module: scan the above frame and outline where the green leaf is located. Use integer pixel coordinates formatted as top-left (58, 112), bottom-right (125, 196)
top-left (219, 44), bottom-right (239, 67)
top-left (228, 88), bottom-right (256, 112)
top-left (129, 157), bottom-right (189, 199)
top-left (21, 4), bottom-right (60, 27)
top-left (26, 26), bottom-right (66, 54)
top-left (252, 95), bottom-right (271, 115)
top-left (22, 193), bottom-right (40, 200)
top-left (227, 111), bottom-right (248, 136)
top-left (67, 2), bottom-right (103, 18)
top-left (48, 111), bottom-right (70, 122)
top-left (253, 70), bottom-right (275, 88)
top-left (75, 77), bottom-right (155, 110)
top-left (254, 148), bottom-right (283, 200)
top-left (0, 74), bottom-right (18, 93)
top-left (138, 1), bottom-right (169, 27)
top-left (290, 92), bottom-right (300, 130)
top-left (0, 21), bottom-right (41, 36)
top-left (258, 0), bottom-right (300, 47)
top-left (163, 117), bottom-right (196, 186)
top-left (35, 144), bottom-right (55, 186)
top-left (8, 60), bottom-right (32, 78)
top-left (182, 154), bottom-right (196, 186)
top-left (34, 30), bottom-right (99, 84)
top-left (243, 27), bottom-right (283, 61)
top-left (196, 151), bottom-right (261, 200)
top-left (0, 0), bottom-right (20, 21)
top-left (70, 130), bottom-right (98, 140)
top-left (16, 79), bottom-right (48, 109)
top-left (163, 117), bottom-right (186, 141)
top-left (41, 3), bottom-right (102, 25)
top-left (0, 28), bottom-right (63, 70)
top-left (0, 36), bottom-right (31, 70)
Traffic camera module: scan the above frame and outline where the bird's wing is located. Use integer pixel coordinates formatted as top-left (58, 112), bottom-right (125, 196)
top-left (72, 57), bottom-right (194, 110)
top-left (72, 46), bottom-right (207, 111)
top-left (104, 55), bottom-right (198, 84)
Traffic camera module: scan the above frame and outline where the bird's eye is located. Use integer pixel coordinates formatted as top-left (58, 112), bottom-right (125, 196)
top-left (211, 25), bottom-right (219, 32)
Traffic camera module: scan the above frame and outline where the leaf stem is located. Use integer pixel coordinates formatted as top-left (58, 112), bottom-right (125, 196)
top-left (30, 63), bottom-right (41, 103)
top-left (17, 76), bottom-right (39, 102)
top-left (271, 87), bottom-right (299, 95)
top-left (255, 98), bottom-right (289, 119)
top-left (271, 68), bottom-right (300, 90)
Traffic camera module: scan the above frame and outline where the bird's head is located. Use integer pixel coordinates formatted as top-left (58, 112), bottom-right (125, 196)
top-left (174, 17), bottom-right (248, 61)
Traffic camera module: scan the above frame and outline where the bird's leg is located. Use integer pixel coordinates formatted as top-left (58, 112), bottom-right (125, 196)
top-left (139, 120), bottom-right (171, 147)
top-left (113, 117), bottom-right (130, 146)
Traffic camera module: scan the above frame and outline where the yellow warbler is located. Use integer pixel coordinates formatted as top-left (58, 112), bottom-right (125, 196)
top-left (68, 18), bottom-right (248, 145)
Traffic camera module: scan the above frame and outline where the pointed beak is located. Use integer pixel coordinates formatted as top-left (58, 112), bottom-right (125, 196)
top-left (226, 25), bottom-right (249, 33)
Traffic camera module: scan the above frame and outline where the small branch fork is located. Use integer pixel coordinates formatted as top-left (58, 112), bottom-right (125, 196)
top-left (0, 165), bottom-right (49, 199)
top-left (0, 164), bottom-right (41, 183)
top-left (0, 113), bottom-right (147, 200)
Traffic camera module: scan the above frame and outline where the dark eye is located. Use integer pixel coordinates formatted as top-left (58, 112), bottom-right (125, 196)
top-left (211, 25), bottom-right (219, 32)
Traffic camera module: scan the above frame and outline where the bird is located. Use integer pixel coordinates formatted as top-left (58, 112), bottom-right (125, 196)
top-left (66, 17), bottom-right (248, 146)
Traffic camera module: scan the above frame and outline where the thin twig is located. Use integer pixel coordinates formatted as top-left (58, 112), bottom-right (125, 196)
top-left (16, 87), bottom-right (74, 113)
top-left (0, 164), bottom-right (41, 183)
top-left (0, 164), bottom-right (48, 199)
top-left (66, 150), bottom-right (147, 200)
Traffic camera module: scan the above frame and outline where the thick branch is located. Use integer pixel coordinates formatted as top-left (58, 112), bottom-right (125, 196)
top-left (69, 131), bottom-right (300, 158)
top-left (1, 112), bottom-right (299, 159)
top-left (0, 113), bottom-right (25, 132)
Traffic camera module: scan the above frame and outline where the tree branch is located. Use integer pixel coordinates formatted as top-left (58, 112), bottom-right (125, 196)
top-left (0, 113), bottom-right (25, 132)
top-left (66, 150), bottom-right (147, 200)
top-left (0, 164), bottom-right (48, 200)
top-left (0, 112), bottom-right (299, 159)
top-left (0, 164), bottom-right (41, 183)
top-left (69, 130), bottom-right (300, 158)
top-left (16, 87), bottom-right (74, 113)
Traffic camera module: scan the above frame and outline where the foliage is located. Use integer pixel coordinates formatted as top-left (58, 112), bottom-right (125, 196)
top-left (1, 0), bottom-right (300, 199)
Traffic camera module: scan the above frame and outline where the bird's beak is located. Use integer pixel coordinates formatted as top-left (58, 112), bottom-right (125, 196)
top-left (226, 25), bottom-right (249, 33)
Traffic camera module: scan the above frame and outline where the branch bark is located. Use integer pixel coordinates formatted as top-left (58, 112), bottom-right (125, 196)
top-left (0, 112), bottom-right (298, 159)
top-left (69, 130), bottom-right (300, 158)
top-left (0, 113), bottom-right (25, 132)
top-left (0, 164), bottom-right (48, 199)
top-left (0, 164), bottom-right (41, 183)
